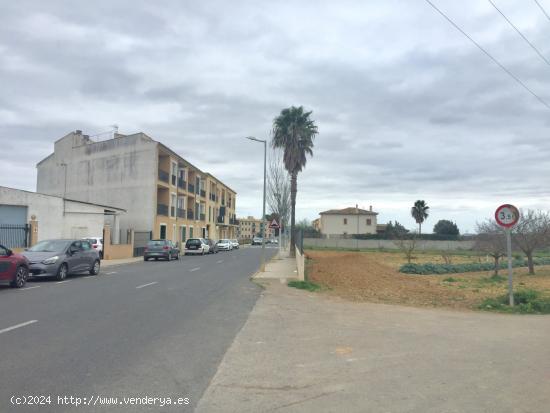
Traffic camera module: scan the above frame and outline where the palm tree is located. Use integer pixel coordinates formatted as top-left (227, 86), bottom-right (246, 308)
top-left (411, 200), bottom-right (429, 234)
top-left (272, 106), bottom-right (318, 257)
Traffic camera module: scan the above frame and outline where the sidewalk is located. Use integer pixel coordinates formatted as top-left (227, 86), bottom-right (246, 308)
top-left (101, 257), bottom-right (142, 267)
top-left (253, 248), bottom-right (298, 280)
top-left (196, 281), bottom-right (550, 412)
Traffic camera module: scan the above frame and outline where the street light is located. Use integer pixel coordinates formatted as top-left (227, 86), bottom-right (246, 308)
top-left (245, 136), bottom-right (267, 272)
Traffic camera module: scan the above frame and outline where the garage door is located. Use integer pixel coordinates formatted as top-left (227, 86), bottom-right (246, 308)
top-left (0, 205), bottom-right (27, 225)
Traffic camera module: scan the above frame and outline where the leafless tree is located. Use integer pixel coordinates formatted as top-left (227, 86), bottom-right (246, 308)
top-left (475, 220), bottom-right (506, 276)
top-left (267, 148), bottom-right (291, 228)
top-left (394, 232), bottom-right (420, 264)
top-left (512, 209), bottom-right (550, 275)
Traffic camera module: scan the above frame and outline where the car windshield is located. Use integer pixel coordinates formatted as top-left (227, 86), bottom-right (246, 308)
top-left (220, 239), bottom-right (229, 243)
top-left (28, 240), bottom-right (69, 252)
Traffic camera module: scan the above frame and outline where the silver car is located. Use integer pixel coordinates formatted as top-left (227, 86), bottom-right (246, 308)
top-left (217, 239), bottom-right (233, 251)
top-left (23, 239), bottom-right (101, 281)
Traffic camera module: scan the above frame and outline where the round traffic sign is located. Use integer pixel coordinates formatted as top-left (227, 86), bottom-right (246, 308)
top-left (495, 204), bottom-right (520, 228)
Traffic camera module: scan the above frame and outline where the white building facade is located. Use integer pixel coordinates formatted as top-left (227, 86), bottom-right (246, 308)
top-left (318, 206), bottom-right (378, 238)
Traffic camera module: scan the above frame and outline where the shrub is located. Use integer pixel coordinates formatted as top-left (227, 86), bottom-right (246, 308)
top-left (288, 280), bottom-right (321, 292)
top-left (479, 290), bottom-right (550, 314)
top-left (443, 277), bottom-right (457, 282)
top-left (400, 257), bottom-right (550, 275)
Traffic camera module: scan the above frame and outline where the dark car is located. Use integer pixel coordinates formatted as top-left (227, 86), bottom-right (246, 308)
top-left (206, 239), bottom-right (219, 254)
top-left (144, 240), bottom-right (179, 261)
top-left (0, 244), bottom-right (29, 288)
top-left (23, 239), bottom-right (101, 281)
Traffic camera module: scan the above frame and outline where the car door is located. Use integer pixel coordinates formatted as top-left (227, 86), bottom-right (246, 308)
top-left (0, 245), bottom-right (14, 281)
top-left (80, 240), bottom-right (95, 269)
top-left (67, 241), bottom-right (85, 273)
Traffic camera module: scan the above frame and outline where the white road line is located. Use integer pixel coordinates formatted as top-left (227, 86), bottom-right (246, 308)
top-left (56, 280), bottom-right (71, 284)
top-left (0, 320), bottom-right (38, 335)
top-left (18, 286), bottom-right (41, 291)
top-left (189, 267), bottom-right (200, 272)
top-left (135, 281), bottom-right (158, 289)
top-left (216, 260), bottom-right (224, 264)
top-left (106, 271), bottom-right (117, 275)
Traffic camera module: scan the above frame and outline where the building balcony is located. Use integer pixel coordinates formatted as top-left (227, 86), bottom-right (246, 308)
top-left (157, 203), bottom-right (169, 216)
top-left (188, 183), bottom-right (195, 193)
top-left (217, 216), bottom-right (225, 224)
top-left (200, 189), bottom-right (206, 198)
top-left (200, 213), bottom-right (206, 221)
top-left (187, 210), bottom-right (194, 220)
top-left (177, 208), bottom-right (185, 218)
top-left (158, 169), bottom-right (169, 183)
top-left (178, 178), bottom-right (186, 190)
top-left (229, 218), bottom-right (239, 225)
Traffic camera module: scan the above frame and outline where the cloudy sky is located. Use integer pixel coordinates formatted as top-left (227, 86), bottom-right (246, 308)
top-left (1, 0), bottom-right (550, 233)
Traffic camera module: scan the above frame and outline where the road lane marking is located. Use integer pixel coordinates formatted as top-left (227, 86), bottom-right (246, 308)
top-left (136, 282), bottom-right (158, 289)
top-left (106, 271), bottom-right (117, 275)
top-left (217, 260), bottom-right (224, 264)
top-left (56, 280), bottom-right (71, 284)
top-left (0, 320), bottom-right (38, 335)
top-left (189, 267), bottom-right (200, 272)
top-left (18, 286), bottom-right (41, 291)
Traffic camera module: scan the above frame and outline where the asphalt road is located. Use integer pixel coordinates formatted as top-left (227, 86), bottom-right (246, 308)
top-left (0, 246), bottom-right (277, 412)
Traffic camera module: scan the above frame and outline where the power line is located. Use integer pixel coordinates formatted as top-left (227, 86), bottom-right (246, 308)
top-left (423, 0), bottom-right (550, 111)
top-left (534, 0), bottom-right (550, 22)
top-left (488, 0), bottom-right (550, 67)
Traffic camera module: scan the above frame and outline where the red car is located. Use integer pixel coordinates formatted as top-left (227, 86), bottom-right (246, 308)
top-left (0, 244), bottom-right (29, 288)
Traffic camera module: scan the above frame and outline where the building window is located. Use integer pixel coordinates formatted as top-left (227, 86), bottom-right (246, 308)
top-left (343, 218), bottom-right (347, 225)
top-left (181, 226), bottom-right (186, 242)
top-left (189, 227), bottom-right (193, 238)
top-left (367, 219), bottom-right (372, 225)
top-left (160, 224), bottom-right (167, 240)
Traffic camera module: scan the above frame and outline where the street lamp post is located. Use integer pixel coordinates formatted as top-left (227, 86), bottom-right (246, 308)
top-left (245, 136), bottom-right (267, 272)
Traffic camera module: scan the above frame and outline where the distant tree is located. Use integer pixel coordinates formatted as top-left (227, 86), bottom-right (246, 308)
top-left (411, 200), bottom-right (429, 234)
top-left (384, 221), bottom-right (409, 239)
top-left (433, 220), bottom-right (459, 236)
top-left (512, 209), bottom-right (550, 275)
top-left (272, 106), bottom-right (318, 257)
top-left (475, 220), bottom-right (506, 276)
top-left (267, 148), bottom-right (291, 229)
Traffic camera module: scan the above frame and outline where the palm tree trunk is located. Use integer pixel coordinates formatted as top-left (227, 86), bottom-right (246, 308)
top-left (419, 222), bottom-right (422, 235)
top-left (289, 172), bottom-right (297, 258)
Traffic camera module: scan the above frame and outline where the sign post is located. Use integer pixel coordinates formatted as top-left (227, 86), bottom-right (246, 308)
top-left (495, 204), bottom-right (520, 307)
top-left (269, 219), bottom-right (281, 256)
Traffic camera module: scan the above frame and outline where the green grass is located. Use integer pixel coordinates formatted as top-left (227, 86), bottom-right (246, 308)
top-left (479, 290), bottom-right (550, 314)
top-left (443, 277), bottom-right (458, 282)
top-left (288, 280), bottom-right (321, 292)
top-left (479, 274), bottom-right (506, 284)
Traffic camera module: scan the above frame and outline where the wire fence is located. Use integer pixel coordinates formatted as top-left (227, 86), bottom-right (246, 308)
top-left (0, 224), bottom-right (30, 248)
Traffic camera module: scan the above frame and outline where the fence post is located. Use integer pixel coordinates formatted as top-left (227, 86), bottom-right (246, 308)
top-left (29, 218), bottom-right (38, 246)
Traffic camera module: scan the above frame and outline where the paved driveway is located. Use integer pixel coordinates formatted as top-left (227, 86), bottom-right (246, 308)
top-left (197, 280), bottom-right (550, 413)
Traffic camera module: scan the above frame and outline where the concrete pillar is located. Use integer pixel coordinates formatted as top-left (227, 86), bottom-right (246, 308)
top-left (112, 214), bottom-right (120, 244)
top-left (29, 218), bottom-right (38, 246)
top-left (103, 225), bottom-right (111, 260)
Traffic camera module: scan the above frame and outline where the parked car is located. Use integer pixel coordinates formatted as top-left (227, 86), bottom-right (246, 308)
top-left (23, 239), bottom-right (101, 281)
top-left (85, 236), bottom-right (103, 259)
top-left (144, 240), bottom-right (179, 261)
top-left (251, 237), bottom-right (263, 246)
top-left (206, 239), bottom-right (219, 254)
top-left (217, 239), bottom-right (233, 251)
top-left (0, 244), bottom-right (29, 288)
top-left (185, 238), bottom-right (209, 255)
top-left (230, 239), bottom-right (240, 249)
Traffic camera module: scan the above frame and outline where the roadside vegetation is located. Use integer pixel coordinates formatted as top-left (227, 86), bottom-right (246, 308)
top-left (287, 280), bottom-right (321, 292)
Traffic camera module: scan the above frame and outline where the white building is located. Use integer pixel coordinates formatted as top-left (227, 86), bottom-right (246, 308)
top-left (0, 186), bottom-right (125, 245)
top-left (318, 205), bottom-right (378, 238)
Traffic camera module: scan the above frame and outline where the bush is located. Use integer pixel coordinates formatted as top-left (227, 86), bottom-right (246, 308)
top-left (480, 290), bottom-right (550, 314)
top-left (287, 280), bottom-right (321, 292)
top-left (400, 257), bottom-right (550, 275)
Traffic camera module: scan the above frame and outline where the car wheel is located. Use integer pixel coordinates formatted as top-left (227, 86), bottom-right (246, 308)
top-left (154, 258), bottom-right (158, 261)
top-left (144, 257), bottom-right (149, 261)
top-left (10, 266), bottom-right (28, 288)
top-left (56, 263), bottom-right (68, 281)
top-left (90, 260), bottom-right (100, 275)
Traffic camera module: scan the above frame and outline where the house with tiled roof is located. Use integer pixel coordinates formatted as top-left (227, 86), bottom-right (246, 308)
top-left (318, 205), bottom-right (378, 238)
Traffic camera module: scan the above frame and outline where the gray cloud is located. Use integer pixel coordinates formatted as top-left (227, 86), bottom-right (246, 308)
top-left (1, 0), bottom-right (550, 233)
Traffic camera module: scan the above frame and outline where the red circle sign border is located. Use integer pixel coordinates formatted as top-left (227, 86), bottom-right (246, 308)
top-left (495, 204), bottom-right (520, 228)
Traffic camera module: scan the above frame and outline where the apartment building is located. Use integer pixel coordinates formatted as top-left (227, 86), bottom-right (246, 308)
top-left (36, 130), bottom-right (238, 246)
top-left (237, 216), bottom-right (274, 240)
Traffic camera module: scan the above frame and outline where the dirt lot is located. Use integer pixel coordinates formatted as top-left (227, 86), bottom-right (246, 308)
top-left (306, 250), bottom-right (550, 310)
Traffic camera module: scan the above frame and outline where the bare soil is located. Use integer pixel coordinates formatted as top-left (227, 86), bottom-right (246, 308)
top-left (306, 250), bottom-right (550, 310)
